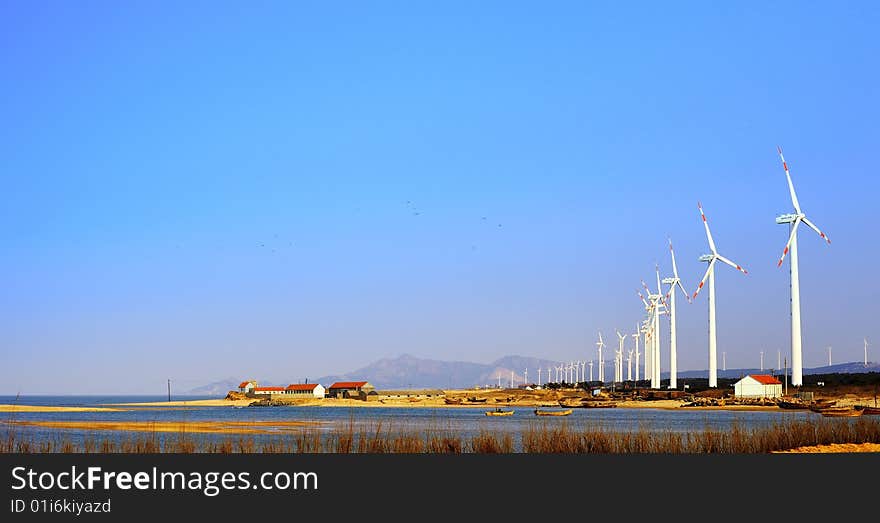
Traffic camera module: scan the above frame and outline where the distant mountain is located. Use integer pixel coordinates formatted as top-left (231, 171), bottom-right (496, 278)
top-left (670, 361), bottom-right (880, 380)
top-left (314, 353), bottom-right (564, 390)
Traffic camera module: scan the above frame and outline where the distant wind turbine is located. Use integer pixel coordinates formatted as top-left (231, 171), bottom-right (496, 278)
top-left (596, 332), bottom-right (606, 383)
top-left (662, 238), bottom-right (690, 389)
top-left (692, 201), bottom-right (748, 387)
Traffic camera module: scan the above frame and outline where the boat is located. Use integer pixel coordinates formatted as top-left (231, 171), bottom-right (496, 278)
top-left (813, 406), bottom-right (863, 417)
top-left (776, 400), bottom-right (809, 410)
top-left (579, 402), bottom-right (617, 408)
top-left (467, 397), bottom-right (488, 403)
top-left (534, 408), bottom-right (573, 416)
top-left (444, 398), bottom-right (463, 405)
top-left (861, 406), bottom-right (880, 415)
top-left (485, 408), bottom-right (514, 416)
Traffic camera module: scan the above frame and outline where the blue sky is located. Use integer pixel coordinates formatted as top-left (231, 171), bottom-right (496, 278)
top-left (1, 1), bottom-right (877, 393)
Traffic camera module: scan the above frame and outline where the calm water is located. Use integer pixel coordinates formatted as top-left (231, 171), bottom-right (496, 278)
top-left (2, 395), bottom-right (820, 450)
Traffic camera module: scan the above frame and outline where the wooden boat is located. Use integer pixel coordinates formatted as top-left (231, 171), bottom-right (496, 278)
top-left (814, 406), bottom-right (863, 417)
top-left (579, 402), bottom-right (617, 408)
top-left (467, 397), bottom-right (488, 403)
top-left (444, 398), bottom-right (463, 405)
top-left (776, 399), bottom-right (809, 410)
top-left (534, 408), bottom-right (573, 416)
top-left (485, 408), bottom-right (514, 416)
top-left (862, 406), bottom-right (880, 415)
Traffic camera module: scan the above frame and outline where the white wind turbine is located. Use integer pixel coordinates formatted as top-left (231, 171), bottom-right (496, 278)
top-left (692, 202), bottom-right (748, 388)
top-left (626, 349), bottom-right (633, 381)
top-left (632, 326), bottom-right (641, 381)
top-left (616, 330), bottom-right (626, 383)
top-left (588, 360), bottom-right (594, 382)
top-left (662, 238), bottom-right (691, 390)
top-left (641, 269), bottom-right (667, 389)
top-left (596, 332), bottom-right (606, 383)
top-left (774, 146), bottom-right (831, 388)
top-left (637, 292), bottom-right (654, 385)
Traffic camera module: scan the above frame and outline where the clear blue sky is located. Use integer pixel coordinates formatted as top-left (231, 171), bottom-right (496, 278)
top-left (2, 1), bottom-right (877, 393)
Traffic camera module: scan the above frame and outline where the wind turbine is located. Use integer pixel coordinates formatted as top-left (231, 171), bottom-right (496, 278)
top-left (626, 349), bottom-right (633, 381)
top-left (596, 332), bottom-right (606, 383)
top-left (638, 292), bottom-right (654, 385)
top-left (692, 202), bottom-right (748, 388)
top-left (662, 238), bottom-right (691, 389)
top-left (641, 271), bottom-right (666, 389)
top-left (588, 360), bottom-right (594, 382)
top-left (774, 146), bottom-right (831, 387)
top-left (616, 330), bottom-right (626, 384)
top-left (632, 326), bottom-right (641, 381)
top-left (865, 338), bottom-right (870, 367)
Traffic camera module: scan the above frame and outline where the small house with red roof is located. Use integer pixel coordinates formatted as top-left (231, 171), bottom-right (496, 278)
top-left (239, 380), bottom-right (257, 393)
top-left (734, 374), bottom-right (782, 399)
top-left (327, 381), bottom-right (375, 400)
top-left (284, 383), bottom-right (326, 399)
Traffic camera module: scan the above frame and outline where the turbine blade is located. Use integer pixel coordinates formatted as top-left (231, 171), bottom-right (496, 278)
top-left (698, 202), bottom-right (717, 253)
top-left (638, 291), bottom-right (649, 308)
top-left (669, 238), bottom-right (680, 279)
top-left (692, 257), bottom-right (717, 300)
top-left (777, 218), bottom-right (801, 267)
top-left (801, 216), bottom-right (831, 244)
top-left (716, 254), bottom-right (748, 275)
top-left (676, 280), bottom-right (691, 303)
top-left (777, 146), bottom-right (802, 215)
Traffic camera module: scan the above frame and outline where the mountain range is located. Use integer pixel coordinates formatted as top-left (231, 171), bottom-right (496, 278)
top-left (187, 354), bottom-right (880, 394)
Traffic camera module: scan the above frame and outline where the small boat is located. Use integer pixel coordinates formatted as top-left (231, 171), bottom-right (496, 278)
top-left (579, 402), bottom-right (617, 408)
top-left (444, 398), bottom-right (463, 405)
top-left (534, 408), bottom-right (573, 416)
top-left (855, 406), bottom-right (880, 415)
top-left (814, 406), bottom-right (863, 417)
top-left (776, 400), bottom-right (809, 410)
top-left (485, 408), bottom-right (514, 416)
top-left (468, 397), bottom-right (488, 403)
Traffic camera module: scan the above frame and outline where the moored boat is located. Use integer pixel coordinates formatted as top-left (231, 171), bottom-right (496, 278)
top-left (534, 408), bottom-right (573, 416)
top-left (485, 408), bottom-right (514, 416)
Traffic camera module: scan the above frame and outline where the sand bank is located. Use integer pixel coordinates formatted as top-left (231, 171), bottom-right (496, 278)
top-left (0, 404), bottom-right (126, 413)
top-left (6, 419), bottom-right (325, 435)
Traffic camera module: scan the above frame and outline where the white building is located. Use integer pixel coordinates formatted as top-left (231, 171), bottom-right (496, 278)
top-left (734, 374), bottom-right (783, 399)
top-left (238, 380), bottom-right (256, 393)
top-left (285, 383), bottom-right (326, 398)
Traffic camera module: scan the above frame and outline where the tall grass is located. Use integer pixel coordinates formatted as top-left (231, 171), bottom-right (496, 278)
top-left (2, 417), bottom-right (878, 454)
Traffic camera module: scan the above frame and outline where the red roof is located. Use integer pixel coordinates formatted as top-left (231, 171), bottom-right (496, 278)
top-left (286, 383), bottom-right (319, 391)
top-left (254, 386), bottom-right (285, 391)
top-left (238, 381), bottom-right (253, 388)
top-left (328, 381), bottom-right (369, 389)
top-left (749, 374), bottom-right (781, 385)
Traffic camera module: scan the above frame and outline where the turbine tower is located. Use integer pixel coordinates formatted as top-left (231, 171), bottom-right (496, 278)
top-left (692, 201), bottom-right (748, 388)
top-left (588, 360), bottom-right (593, 382)
top-left (626, 349), bottom-right (633, 381)
top-left (865, 338), bottom-right (870, 367)
top-left (662, 238), bottom-right (690, 390)
top-left (596, 332), bottom-right (606, 383)
top-left (774, 146), bottom-right (831, 387)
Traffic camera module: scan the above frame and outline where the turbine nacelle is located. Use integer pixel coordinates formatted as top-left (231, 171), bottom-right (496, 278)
top-left (698, 254), bottom-right (714, 262)
top-left (775, 213), bottom-right (800, 224)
